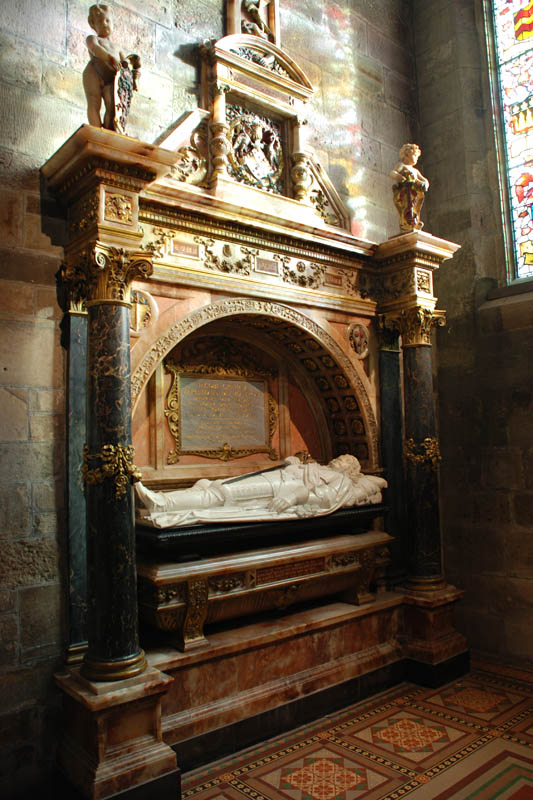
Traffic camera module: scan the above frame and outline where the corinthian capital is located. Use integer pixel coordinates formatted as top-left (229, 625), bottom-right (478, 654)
top-left (61, 244), bottom-right (153, 305)
top-left (381, 306), bottom-right (446, 347)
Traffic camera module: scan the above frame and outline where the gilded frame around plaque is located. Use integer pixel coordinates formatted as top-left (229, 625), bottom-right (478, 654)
top-left (164, 360), bottom-right (278, 463)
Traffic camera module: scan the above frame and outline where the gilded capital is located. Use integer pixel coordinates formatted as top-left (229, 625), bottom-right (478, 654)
top-left (62, 244), bottom-right (153, 305)
top-left (381, 306), bottom-right (446, 347)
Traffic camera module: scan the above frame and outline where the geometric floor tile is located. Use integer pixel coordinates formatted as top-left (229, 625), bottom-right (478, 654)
top-left (182, 664), bottom-right (533, 800)
top-left (338, 708), bottom-right (475, 767)
top-left (421, 679), bottom-right (533, 725)
top-left (249, 745), bottom-right (395, 800)
top-left (416, 741), bottom-right (533, 799)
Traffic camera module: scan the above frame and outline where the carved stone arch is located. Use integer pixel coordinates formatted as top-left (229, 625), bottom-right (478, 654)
top-left (131, 299), bottom-right (379, 469)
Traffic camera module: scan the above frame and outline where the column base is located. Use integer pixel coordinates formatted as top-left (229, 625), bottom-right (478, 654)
top-left (402, 582), bottom-right (469, 685)
top-left (55, 666), bottom-right (177, 800)
top-left (81, 649), bottom-right (147, 682)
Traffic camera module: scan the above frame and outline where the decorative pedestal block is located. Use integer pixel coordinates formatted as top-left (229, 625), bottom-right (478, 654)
top-left (402, 583), bottom-right (469, 687)
top-left (138, 531), bottom-right (392, 650)
top-left (55, 667), bottom-right (179, 800)
top-left (148, 594), bottom-right (404, 769)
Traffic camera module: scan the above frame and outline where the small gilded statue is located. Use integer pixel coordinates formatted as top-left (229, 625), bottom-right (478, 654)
top-left (83, 4), bottom-right (141, 134)
top-left (390, 143), bottom-right (429, 232)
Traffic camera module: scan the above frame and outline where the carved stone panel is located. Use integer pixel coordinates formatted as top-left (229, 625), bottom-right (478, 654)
top-left (226, 104), bottom-right (284, 194)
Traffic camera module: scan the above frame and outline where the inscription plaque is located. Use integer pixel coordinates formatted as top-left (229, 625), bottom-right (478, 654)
top-left (172, 240), bottom-right (200, 259)
top-left (164, 359), bottom-right (279, 462)
top-left (181, 376), bottom-right (268, 449)
top-left (256, 558), bottom-right (325, 585)
top-left (256, 257), bottom-right (279, 275)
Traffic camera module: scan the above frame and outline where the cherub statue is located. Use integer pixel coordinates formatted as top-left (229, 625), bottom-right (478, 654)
top-left (390, 143), bottom-right (429, 232)
top-left (83, 4), bottom-right (141, 133)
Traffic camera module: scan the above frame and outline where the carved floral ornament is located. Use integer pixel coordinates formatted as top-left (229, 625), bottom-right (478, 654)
top-left (104, 192), bottom-right (134, 225)
top-left (82, 443), bottom-right (142, 499)
top-left (60, 245), bottom-right (153, 305)
top-left (404, 437), bottom-right (442, 470)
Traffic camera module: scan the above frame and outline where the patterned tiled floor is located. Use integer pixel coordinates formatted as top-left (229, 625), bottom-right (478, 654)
top-left (182, 662), bottom-right (533, 800)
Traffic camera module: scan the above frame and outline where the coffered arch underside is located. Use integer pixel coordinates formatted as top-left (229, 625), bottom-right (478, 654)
top-left (131, 299), bottom-right (379, 470)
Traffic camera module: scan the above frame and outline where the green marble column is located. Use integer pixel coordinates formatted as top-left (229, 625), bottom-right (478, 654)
top-left (377, 321), bottom-right (407, 586)
top-left (64, 244), bottom-right (153, 681)
top-left (392, 306), bottom-right (446, 592)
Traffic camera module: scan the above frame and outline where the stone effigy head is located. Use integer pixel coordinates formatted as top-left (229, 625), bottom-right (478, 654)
top-left (328, 454), bottom-right (362, 481)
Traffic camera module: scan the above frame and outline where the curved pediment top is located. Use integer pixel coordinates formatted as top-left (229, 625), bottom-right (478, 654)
top-left (210, 34), bottom-right (314, 94)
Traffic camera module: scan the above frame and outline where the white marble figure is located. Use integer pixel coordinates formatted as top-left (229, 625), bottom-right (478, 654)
top-left (135, 455), bottom-right (387, 528)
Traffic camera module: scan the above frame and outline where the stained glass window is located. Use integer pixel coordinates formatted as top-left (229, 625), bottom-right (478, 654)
top-left (492, 0), bottom-right (533, 279)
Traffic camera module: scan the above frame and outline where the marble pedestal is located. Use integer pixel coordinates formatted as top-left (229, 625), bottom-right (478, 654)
top-left (402, 583), bottom-right (469, 686)
top-left (148, 594), bottom-right (405, 769)
top-left (55, 667), bottom-right (179, 800)
top-left (138, 531), bottom-right (392, 651)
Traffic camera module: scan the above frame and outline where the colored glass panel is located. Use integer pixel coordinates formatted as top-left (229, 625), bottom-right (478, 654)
top-left (493, 0), bottom-right (533, 278)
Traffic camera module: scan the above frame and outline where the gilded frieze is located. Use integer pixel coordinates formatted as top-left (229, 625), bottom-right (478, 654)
top-left (280, 256), bottom-right (325, 289)
top-left (140, 221), bottom-right (369, 300)
top-left (194, 236), bottom-right (258, 275)
top-left (139, 201), bottom-right (372, 266)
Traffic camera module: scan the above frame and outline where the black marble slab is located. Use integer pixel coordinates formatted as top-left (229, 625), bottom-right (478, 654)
top-left (136, 504), bottom-right (388, 559)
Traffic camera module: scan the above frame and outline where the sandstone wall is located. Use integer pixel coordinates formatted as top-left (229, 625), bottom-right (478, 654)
top-left (0, 0), bottom-right (417, 795)
top-left (414, 0), bottom-right (533, 661)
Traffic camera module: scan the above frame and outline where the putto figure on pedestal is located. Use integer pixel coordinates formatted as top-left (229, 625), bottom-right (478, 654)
top-left (136, 454), bottom-right (387, 528)
top-left (390, 143), bottom-right (429, 232)
top-left (83, 4), bottom-right (141, 134)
